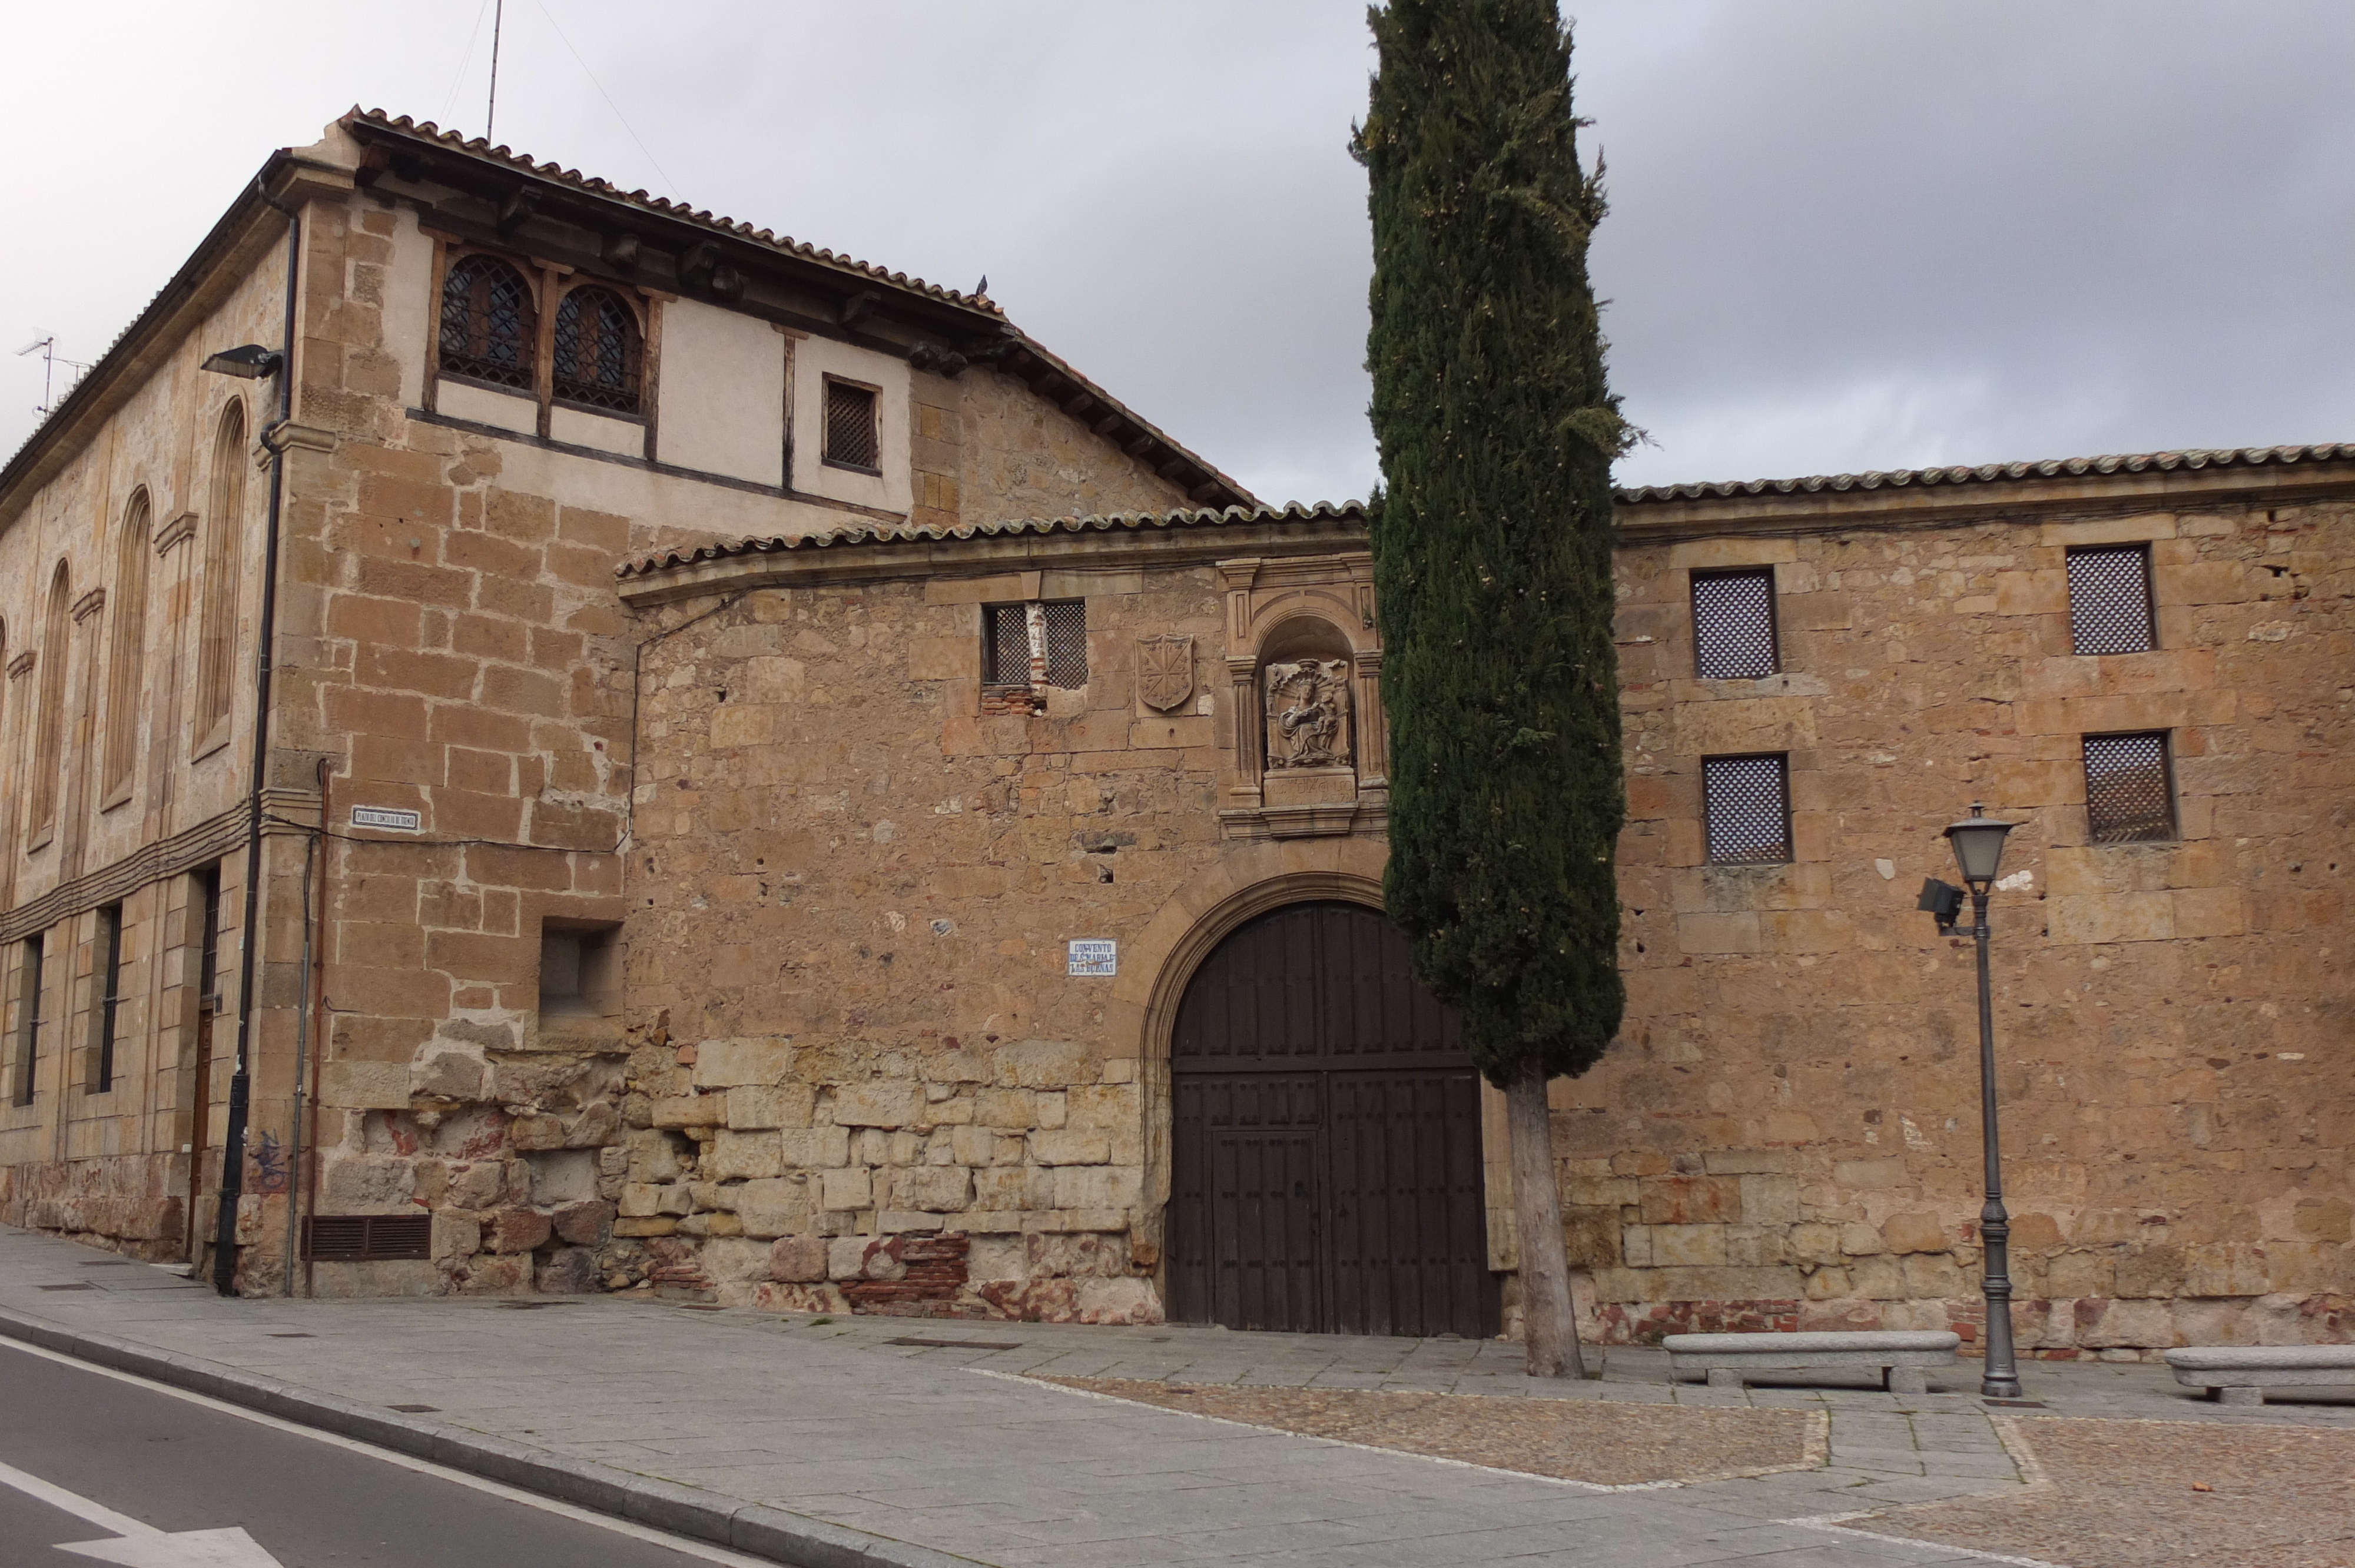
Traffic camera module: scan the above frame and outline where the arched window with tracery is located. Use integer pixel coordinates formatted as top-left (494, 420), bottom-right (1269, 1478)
top-left (552, 285), bottom-right (641, 413)
top-left (28, 563), bottom-right (71, 839)
top-left (194, 401), bottom-right (246, 745)
top-left (439, 254), bottom-right (538, 390)
top-left (101, 489), bottom-right (152, 801)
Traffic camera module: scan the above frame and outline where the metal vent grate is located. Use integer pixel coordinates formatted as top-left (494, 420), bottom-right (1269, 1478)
top-left (1703, 753), bottom-right (1792, 865)
top-left (552, 287), bottom-right (641, 413)
top-left (439, 255), bottom-right (536, 390)
top-left (2083, 731), bottom-right (2175, 842)
top-left (983, 604), bottom-right (1031, 686)
top-left (1043, 600), bottom-right (1087, 689)
top-left (1691, 569), bottom-right (1779, 679)
top-left (823, 380), bottom-right (880, 470)
top-left (2067, 546), bottom-right (2155, 655)
top-left (303, 1213), bottom-right (433, 1262)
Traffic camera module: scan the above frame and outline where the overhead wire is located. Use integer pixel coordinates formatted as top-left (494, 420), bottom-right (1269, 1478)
top-left (533, 0), bottom-right (681, 194)
top-left (439, 0), bottom-right (495, 131)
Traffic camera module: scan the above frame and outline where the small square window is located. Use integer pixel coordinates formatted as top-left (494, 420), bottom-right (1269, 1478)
top-left (982, 603), bottom-right (1032, 686)
top-left (2083, 731), bottom-right (2176, 843)
top-left (2066, 545), bottom-right (2155, 655)
top-left (822, 378), bottom-right (880, 471)
top-left (1042, 600), bottom-right (1087, 689)
top-left (1702, 753), bottom-right (1792, 865)
top-left (980, 602), bottom-right (1087, 689)
top-left (1691, 567), bottom-right (1779, 679)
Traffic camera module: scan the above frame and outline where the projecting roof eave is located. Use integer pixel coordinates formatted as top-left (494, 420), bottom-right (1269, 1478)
top-left (615, 501), bottom-right (1368, 607)
top-left (1614, 443), bottom-right (2355, 540)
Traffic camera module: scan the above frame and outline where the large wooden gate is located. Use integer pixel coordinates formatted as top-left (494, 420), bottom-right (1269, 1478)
top-left (1166, 901), bottom-right (1498, 1338)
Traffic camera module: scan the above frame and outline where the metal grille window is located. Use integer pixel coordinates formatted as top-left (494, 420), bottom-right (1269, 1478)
top-left (1691, 568), bottom-right (1780, 679)
top-left (2067, 545), bottom-right (2156, 655)
top-left (303, 1214), bottom-right (433, 1262)
top-left (822, 378), bottom-right (881, 470)
top-left (94, 905), bottom-right (124, 1094)
top-left (981, 602), bottom-right (1087, 689)
top-left (2083, 731), bottom-right (2176, 843)
top-left (1042, 600), bottom-right (1087, 689)
top-left (982, 604), bottom-right (1032, 686)
top-left (1703, 753), bottom-right (1793, 865)
top-left (11, 935), bottom-right (41, 1108)
top-left (551, 287), bottom-right (641, 413)
top-left (439, 255), bottom-right (537, 390)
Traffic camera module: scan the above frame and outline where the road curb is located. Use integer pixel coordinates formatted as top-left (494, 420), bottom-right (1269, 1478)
top-left (0, 1304), bottom-right (982, 1568)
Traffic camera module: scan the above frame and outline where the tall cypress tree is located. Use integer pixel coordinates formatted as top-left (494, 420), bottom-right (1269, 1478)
top-left (1359, 0), bottom-right (1631, 1378)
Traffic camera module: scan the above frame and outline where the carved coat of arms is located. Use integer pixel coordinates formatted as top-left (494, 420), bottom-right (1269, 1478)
top-left (1136, 634), bottom-right (1195, 712)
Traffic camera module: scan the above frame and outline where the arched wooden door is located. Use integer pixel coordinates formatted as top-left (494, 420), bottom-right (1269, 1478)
top-left (1166, 901), bottom-right (1498, 1338)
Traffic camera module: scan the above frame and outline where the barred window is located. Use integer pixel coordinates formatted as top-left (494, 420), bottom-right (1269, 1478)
top-left (2067, 545), bottom-right (2155, 655)
top-left (980, 601), bottom-right (1087, 689)
top-left (1043, 600), bottom-right (1087, 689)
top-left (1691, 567), bottom-right (1779, 679)
top-left (94, 904), bottom-right (124, 1094)
top-left (552, 286), bottom-right (641, 413)
top-left (822, 378), bottom-right (880, 470)
top-left (12, 934), bottom-right (44, 1108)
top-left (2083, 731), bottom-right (2175, 843)
top-left (439, 254), bottom-right (537, 390)
top-left (1703, 753), bottom-right (1792, 865)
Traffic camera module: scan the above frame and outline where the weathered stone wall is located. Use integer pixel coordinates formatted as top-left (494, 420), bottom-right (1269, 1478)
top-left (1577, 483), bottom-right (2355, 1356)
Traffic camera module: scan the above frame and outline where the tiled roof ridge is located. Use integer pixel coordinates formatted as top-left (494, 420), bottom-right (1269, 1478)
top-left (617, 500), bottom-right (1365, 579)
top-left (346, 108), bottom-right (1004, 317)
top-left (1617, 441), bottom-right (2355, 503)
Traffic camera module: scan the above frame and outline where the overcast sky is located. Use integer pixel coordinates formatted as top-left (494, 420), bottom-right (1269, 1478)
top-left (4, 2), bottom-right (2350, 505)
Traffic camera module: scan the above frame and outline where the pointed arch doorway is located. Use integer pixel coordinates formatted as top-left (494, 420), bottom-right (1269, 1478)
top-left (1165, 901), bottom-right (1499, 1338)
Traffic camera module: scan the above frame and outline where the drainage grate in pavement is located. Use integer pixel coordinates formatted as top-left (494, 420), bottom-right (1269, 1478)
top-left (887, 1336), bottom-right (1025, 1351)
top-left (495, 1300), bottom-right (578, 1310)
top-left (78, 1260), bottom-right (136, 1267)
top-left (387, 1404), bottom-right (439, 1413)
top-left (1983, 1398), bottom-right (2048, 1408)
top-left (268, 1333), bottom-right (316, 1338)
top-left (38, 1283), bottom-right (97, 1291)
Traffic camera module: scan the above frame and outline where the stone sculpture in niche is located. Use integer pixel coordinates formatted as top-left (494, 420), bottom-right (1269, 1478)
top-left (1263, 659), bottom-right (1355, 769)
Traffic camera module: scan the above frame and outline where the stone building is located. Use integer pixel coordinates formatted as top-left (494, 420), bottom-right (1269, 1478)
top-left (1, 111), bottom-right (2346, 1356)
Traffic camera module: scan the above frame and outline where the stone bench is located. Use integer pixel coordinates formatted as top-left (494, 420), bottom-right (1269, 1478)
top-left (2165, 1346), bottom-right (2355, 1406)
top-left (1664, 1330), bottom-right (1961, 1394)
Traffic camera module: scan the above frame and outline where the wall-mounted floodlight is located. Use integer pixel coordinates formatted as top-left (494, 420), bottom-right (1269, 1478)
top-left (1916, 877), bottom-right (1964, 935)
top-left (201, 344), bottom-right (282, 379)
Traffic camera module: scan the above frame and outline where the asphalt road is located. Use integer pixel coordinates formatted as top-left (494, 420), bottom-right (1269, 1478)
top-left (0, 1340), bottom-right (761, 1568)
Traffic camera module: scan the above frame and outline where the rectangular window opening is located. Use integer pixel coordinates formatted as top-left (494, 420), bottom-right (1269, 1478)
top-left (981, 602), bottom-right (1031, 687)
top-left (1042, 600), bottom-right (1087, 689)
top-left (195, 865), bottom-right (223, 1014)
top-left (980, 600), bottom-right (1087, 690)
top-left (1703, 753), bottom-right (1793, 865)
top-left (13, 935), bottom-right (45, 1108)
top-left (1691, 567), bottom-right (1780, 679)
top-left (821, 378), bottom-right (881, 472)
top-left (2066, 544), bottom-right (2156, 655)
top-left (2083, 730), bottom-right (2177, 843)
top-left (539, 923), bottom-right (621, 1022)
top-left (94, 905), bottom-right (124, 1094)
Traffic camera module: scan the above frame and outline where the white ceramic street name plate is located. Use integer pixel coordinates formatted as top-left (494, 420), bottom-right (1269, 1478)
top-left (1067, 939), bottom-right (1117, 977)
top-left (351, 806), bottom-right (422, 832)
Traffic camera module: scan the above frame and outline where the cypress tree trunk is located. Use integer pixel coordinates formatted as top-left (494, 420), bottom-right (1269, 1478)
top-left (1360, 0), bottom-right (1631, 1377)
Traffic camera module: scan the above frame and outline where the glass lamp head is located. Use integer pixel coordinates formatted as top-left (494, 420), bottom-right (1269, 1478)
top-left (1943, 802), bottom-right (2015, 887)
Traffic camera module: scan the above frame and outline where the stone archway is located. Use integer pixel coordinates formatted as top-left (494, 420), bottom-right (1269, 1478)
top-left (1161, 900), bottom-right (1497, 1338)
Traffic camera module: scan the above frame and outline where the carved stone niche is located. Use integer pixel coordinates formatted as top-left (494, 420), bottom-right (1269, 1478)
top-left (1215, 553), bottom-right (1387, 840)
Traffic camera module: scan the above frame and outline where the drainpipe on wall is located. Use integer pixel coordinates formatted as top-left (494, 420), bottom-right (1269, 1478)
top-left (210, 185), bottom-right (301, 1297)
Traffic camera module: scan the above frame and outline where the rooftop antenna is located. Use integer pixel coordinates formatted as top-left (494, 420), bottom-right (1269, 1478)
top-left (486, 0), bottom-right (505, 143)
top-left (15, 336), bottom-right (90, 420)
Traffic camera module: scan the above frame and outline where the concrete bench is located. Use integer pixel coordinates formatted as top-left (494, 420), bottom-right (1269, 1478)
top-left (1664, 1330), bottom-right (1961, 1394)
top-left (2165, 1346), bottom-right (2355, 1406)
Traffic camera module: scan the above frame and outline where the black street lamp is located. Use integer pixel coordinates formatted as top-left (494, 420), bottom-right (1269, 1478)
top-left (1918, 803), bottom-right (2022, 1400)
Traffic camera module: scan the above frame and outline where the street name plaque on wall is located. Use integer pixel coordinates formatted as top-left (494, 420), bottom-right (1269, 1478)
top-left (351, 806), bottom-right (423, 832)
top-left (1067, 939), bottom-right (1117, 977)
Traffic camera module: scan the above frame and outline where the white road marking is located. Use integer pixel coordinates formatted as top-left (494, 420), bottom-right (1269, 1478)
top-left (0, 1339), bottom-right (776, 1568)
top-left (0, 1456), bottom-right (283, 1564)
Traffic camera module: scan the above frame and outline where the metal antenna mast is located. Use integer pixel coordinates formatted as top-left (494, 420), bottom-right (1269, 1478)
top-left (15, 336), bottom-right (89, 419)
top-left (486, 0), bottom-right (505, 142)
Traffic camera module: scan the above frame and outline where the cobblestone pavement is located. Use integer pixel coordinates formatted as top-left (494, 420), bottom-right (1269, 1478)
top-left (4, 1227), bottom-right (2347, 1567)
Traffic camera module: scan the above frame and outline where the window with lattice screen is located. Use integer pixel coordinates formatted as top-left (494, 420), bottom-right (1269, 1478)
top-left (2066, 545), bottom-right (2155, 655)
top-left (1703, 753), bottom-right (1792, 865)
top-left (1691, 567), bottom-right (1779, 679)
top-left (2083, 731), bottom-right (2175, 843)
top-left (822, 378), bottom-right (880, 471)
top-left (981, 601), bottom-right (1087, 689)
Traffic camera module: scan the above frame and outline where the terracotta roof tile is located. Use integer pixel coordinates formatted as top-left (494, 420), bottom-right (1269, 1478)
top-left (1615, 442), bottom-right (2355, 504)
top-left (346, 108), bottom-right (1003, 317)
top-left (616, 501), bottom-right (1365, 579)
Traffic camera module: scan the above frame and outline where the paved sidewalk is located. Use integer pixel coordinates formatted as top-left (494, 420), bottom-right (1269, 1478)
top-left (6, 1225), bottom-right (2334, 1567)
